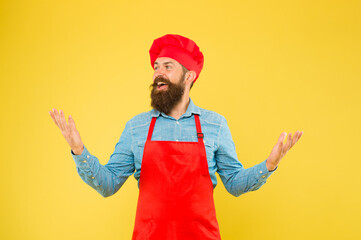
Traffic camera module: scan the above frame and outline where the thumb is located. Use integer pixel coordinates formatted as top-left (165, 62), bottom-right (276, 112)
top-left (279, 132), bottom-right (287, 143)
top-left (278, 132), bottom-right (287, 153)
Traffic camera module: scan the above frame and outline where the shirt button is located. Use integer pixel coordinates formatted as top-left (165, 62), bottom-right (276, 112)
top-left (262, 175), bottom-right (266, 178)
top-left (176, 139), bottom-right (179, 142)
top-left (87, 155), bottom-right (90, 158)
top-left (259, 170), bottom-right (263, 174)
top-left (176, 121), bottom-right (179, 125)
top-left (82, 160), bottom-right (87, 163)
top-left (91, 176), bottom-right (95, 179)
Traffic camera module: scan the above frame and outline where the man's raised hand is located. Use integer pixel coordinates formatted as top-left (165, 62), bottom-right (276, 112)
top-left (49, 108), bottom-right (84, 155)
top-left (266, 131), bottom-right (303, 171)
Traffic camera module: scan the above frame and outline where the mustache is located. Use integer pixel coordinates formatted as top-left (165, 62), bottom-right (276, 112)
top-left (151, 76), bottom-right (171, 87)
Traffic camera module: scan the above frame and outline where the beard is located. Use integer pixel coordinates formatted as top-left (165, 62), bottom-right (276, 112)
top-left (149, 73), bottom-right (186, 115)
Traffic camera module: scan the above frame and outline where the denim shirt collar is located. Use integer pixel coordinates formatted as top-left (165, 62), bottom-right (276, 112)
top-left (150, 98), bottom-right (201, 119)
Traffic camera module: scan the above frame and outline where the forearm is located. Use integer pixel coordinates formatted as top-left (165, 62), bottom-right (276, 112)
top-left (71, 145), bottom-right (130, 197)
top-left (221, 159), bottom-right (277, 197)
top-left (215, 117), bottom-right (278, 197)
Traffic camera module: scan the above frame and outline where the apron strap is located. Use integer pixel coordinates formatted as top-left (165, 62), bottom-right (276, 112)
top-left (194, 114), bottom-right (204, 142)
top-left (147, 117), bottom-right (157, 141)
top-left (194, 114), bottom-right (208, 175)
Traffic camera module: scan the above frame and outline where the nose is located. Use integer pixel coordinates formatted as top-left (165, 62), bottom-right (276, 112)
top-left (154, 66), bottom-right (166, 80)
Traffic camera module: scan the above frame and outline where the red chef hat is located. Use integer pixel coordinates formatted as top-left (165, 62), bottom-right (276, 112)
top-left (149, 34), bottom-right (204, 83)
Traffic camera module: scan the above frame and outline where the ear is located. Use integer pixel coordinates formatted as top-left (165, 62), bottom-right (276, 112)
top-left (185, 70), bottom-right (197, 84)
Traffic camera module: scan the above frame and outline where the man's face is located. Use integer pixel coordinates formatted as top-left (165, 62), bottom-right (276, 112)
top-left (152, 57), bottom-right (185, 88)
top-left (150, 57), bottom-right (186, 115)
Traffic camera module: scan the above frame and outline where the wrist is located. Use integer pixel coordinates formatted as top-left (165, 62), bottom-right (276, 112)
top-left (266, 160), bottom-right (277, 171)
top-left (72, 145), bottom-right (84, 155)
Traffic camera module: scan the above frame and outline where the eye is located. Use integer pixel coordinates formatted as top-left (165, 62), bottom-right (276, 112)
top-left (154, 66), bottom-right (158, 70)
top-left (166, 65), bottom-right (171, 69)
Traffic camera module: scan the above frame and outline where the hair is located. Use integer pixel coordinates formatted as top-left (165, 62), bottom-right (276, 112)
top-left (181, 64), bottom-right (194, 90)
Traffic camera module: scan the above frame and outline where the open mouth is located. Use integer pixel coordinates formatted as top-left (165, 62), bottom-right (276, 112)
top-left (157, 82), bottom-right (168, 90)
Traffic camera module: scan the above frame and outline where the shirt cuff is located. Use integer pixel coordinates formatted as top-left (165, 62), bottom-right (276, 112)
top-left (70, 145), bottom-right (92, 169)
top-left (256, 159), bottom-right (278, 181)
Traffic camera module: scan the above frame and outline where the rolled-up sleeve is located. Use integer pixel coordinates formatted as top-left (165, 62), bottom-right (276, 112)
top-left (71, 120), bottom-right (135, 197)
top-left (215, 117), bottom-right (277, 197)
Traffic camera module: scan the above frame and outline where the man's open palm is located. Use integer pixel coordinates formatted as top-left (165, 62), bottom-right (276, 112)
top-left (266, 131), bottom-right (303, 171)
top-left (49, 108), bottom-right (84, 154)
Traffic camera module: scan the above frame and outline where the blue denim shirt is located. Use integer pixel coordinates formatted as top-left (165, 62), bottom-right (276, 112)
top-left (71, 98), bottom-right (277, 198)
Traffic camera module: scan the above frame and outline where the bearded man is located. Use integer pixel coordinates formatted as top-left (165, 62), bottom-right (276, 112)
top-left (49, 34), bottom-right (303, 240)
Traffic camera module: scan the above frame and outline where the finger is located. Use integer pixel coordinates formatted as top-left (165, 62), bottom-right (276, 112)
top-left (288, 132), bottom-right (293, 150)
top-left (59, 109), bottom-right (68, 131)
top-left (279, 132), bottom-right (287, 144)
top-left (49, 110), bottom-right (59, 127)
top-left (53, 108), bottom-right (61, 127)
top-left (57, 109), bottom-right (64, 130)
top-left (286, 133), bottom-right (292, 152)
top-left (278, 132), bottom-right (287, 153)
top-left (277, 137), bottom-right (284, 156)
top-left (68, 115), bottom-right (76, 131)
top-left (297, 131), bottom-right (303, 141)
top-left (283, 133), bottom-right (292, 153)
top-left (291, 131), bottom-right (299, 147)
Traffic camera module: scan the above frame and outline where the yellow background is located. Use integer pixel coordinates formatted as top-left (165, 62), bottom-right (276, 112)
top-left (1, 0), bottom-right (360, 239)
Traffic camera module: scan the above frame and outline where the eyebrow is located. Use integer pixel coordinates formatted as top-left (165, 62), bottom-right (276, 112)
top-left (154, 61), bottom-right (175, 65)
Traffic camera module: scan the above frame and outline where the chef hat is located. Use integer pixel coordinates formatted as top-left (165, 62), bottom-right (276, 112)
top-left (149, 34), bottom-right (204, 83)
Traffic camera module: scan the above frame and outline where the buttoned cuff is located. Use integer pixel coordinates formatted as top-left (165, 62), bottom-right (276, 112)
top-left (256, 159), bottom-right (278, 181)
top-left (71, 145), bottom-right (92, 169)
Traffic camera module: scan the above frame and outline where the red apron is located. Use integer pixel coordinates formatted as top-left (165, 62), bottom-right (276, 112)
top-left (132, 114), bottom-right (222, 240)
